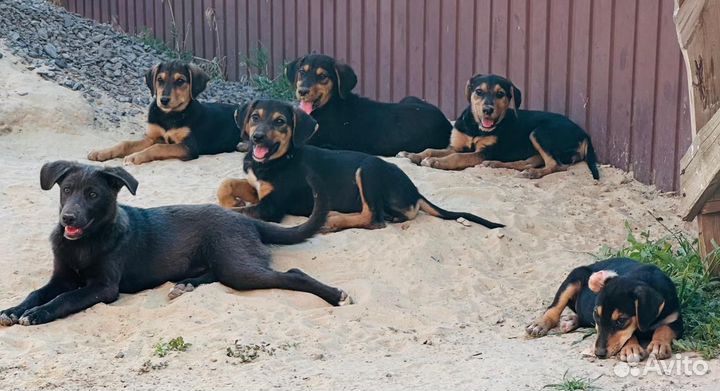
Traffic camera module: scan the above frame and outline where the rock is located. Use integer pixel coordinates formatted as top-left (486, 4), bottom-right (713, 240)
top-left (44, 43), bottom-right (59, 58)
top-left (53, 58), bottom-right (67, 68)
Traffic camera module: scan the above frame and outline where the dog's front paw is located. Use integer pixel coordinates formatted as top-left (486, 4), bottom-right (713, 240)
top-left (519, 168), bottom-right (544, 179)
top-left (420, 157), bottom-right (443, 169)
top-left (559, 314), bottom-right (579, 333)
top-left (17, 307), bottom-right (53, 326)
top-left (619, 341), bottom-right (646, 363)
top-left (482, 160), bottom-right (502, 168)
top-left (87, 149), bottom-right (112, 162)
top-left (0, 307), bottom-right (25, 326)
top-left (168, 283), bottom-right (195, 300)
top-left (396, 151), bottom-right (423, 165)
top-left (646, 340), bottom-right (673, 360)
top-left (526, 315), bottom-right (556, 337)
top-left (123, 153), bottom-right (146, 166)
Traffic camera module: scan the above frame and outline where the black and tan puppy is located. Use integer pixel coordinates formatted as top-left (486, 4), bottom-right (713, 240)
top-left (283, 54), bottom-right (452, 156)
top-left (398, 74), bottom-right (599, 179)
top-left (526, 258), bottom-right (682, 362)
top-left (217, 100), bottom-right (503, 232)
top-left (88, 61), bottom-right (242, 165)
top-left (0, 161), bottom-right (349, 326)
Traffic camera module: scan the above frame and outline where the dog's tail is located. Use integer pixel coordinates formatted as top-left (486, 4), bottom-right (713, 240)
top-left (252, 167), bottom-right (328, 245)
top-left (418, 195), bottom-right (504, 229)
top-left (585, 137), bottom-right (600, 180)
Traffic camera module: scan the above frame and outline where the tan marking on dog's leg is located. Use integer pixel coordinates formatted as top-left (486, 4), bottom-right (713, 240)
top-left (619, 335), bottom-right (646, 363)
top-left (217, 179), bottom-right (259, 208)
top-left (322, 169), bottom-right (379, 232)
top-left (123, 143), bottom-right (189, 165)
top-left (647, 325), bottom-right (676, 360)
top-left (88, 124), bottom-right (166, 161)
top-left (521, 133), bottom-right (568, 179)
top-left (484, 155), bottom-right (544, 170)
top-left (421, 152), bottom-right (485, 170)
top-left (526, 282), bottom-right (581, 337)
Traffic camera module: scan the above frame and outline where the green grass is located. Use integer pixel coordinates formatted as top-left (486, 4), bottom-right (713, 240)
top-left (597, 222), bottom-right (720, 359)
top-left (243, 45), bottom-right (295, 101)
top-left (153, 336), bottom-right (191, 357)
top-left (543, 370), bottom-right (601, 390)
top-left (135, 28), bottom-right (193, 62)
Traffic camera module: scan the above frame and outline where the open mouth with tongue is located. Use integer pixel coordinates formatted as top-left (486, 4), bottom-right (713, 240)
top-left (480, 117), bottom-right (496, 130)
top-left (63, 219), bottom-right (94, 240)
top-left (252, 143), bottom-right (279, 162)
top-left (298, 98), bottom-right (321, 114)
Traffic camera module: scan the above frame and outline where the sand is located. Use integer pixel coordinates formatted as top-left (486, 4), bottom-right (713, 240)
top-left (0, 48), bottom-right (717, 391)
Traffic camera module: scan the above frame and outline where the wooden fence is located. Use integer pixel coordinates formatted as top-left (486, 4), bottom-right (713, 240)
top-left (62, 0), bottom-right (691, 191)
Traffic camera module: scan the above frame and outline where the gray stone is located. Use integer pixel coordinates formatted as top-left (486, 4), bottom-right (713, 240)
top-left (43, 43), bottom-right (58, 58)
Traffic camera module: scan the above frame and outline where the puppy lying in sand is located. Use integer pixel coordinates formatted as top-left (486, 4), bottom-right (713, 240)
top-left (0, 161), bottom-right (349, 326)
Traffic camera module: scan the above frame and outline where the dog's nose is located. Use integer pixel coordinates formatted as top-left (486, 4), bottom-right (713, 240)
top-left (251, 132), bottom-right (265, 143)
top-left (297, 88), bottom-right (310, 97)
top-left (594, 347), bottom-right (608, 359)
top-left (160, 97), bottom-right (171, 106)
top-left (483, 106), bottom-right (494, 116)
top-left (62, 213), bottom-right (77, 226)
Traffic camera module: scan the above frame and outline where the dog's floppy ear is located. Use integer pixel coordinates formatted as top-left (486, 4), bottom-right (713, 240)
top-left (465, 74), bottom-right (484, 102)
top-left (100, 166), bottom-right (139, 195)
top-left (510, 83), bottom-right (523, 110)
top-left (40, 160), bottom-right (80, 190)
top-left (292, 108), bottom-right (319, 146)
top-left (189, 64), bottom-right (210, 98)
top-left (235, 100), bottom-right (258, 137)
top-left (633, 285), bottom-right (665, 332)
top-left (334, 62), bottom-right (357, 99)
top-left (145, 63), bottom-right (160, 96)
top-left (588, 270), bottom-right (618, 293)
top-left (284, 56), bottom-right (304, 83)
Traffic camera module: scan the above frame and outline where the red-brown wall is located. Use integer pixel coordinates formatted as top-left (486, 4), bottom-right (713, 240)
top-left (63, 0), bottom-right (691, 191)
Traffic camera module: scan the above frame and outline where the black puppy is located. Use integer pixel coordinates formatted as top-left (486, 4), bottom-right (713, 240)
top-left (0, 161), bottom-right (349, 326)
top-left (217, 100), bottom-right (503, 232)
top-left (526, 258), bottom-right (682, 362)
top-left (283, 54), bottom-right (452, 156)
top-left (399, 74), bottom-right (599, 179)
top-left (88, 61), bottom-right (242, 165)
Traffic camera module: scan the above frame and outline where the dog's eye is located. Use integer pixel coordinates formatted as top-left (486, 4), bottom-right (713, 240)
top-left (250, 114), bottom-right (260, 122)
top-left (157, 77), bottom-right (165, 83)
top-left (475, 88), bottom-right (483, 95)
top-left (496, 91), bottom-right (506, 98)
top-left (274, 118), bottom-right (285, 126)
top-left (62, 187), bottom-right (71, 194)
top-left (88, 192), bottom-right (98, 199)
top-left (615, 317), bottom-right (628, 328)
top-left (298, 69), bottom-right (306, 75)
top-left (175, 79), bottom-right (186, 86)
top-left (319, 74), bottom-right (328, 80)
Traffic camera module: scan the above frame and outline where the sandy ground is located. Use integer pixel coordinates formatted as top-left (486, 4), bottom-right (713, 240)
top-left (0, 47), bottom-right (717, 391)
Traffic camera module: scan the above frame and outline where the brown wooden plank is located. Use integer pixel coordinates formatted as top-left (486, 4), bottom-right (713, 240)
top-left (362, 0), bottom-right (378, 98)
top-left (225, 0), bottom-right (239, 80)
top-left (333, 0), bottom-right (348, 61)
top-left (283, 0), bottom-right (297, 62)
top-left (546, 0), bottom-right (570, 115)
top-left (507, 0), bottom-right (527, 93)
top-left (296, 0), bottom-right (309, 58)
top-left (698, 210), bottom-right (720, 275)
top-left (322, 0), bottom-right (335, 55)
top-left (607, 0), bottom-right (636, 171)
top-left (455, 0), bottom-right (476, 115)
top-left (629, 0), bottom-right (660, 184)
top-left (406, 0), bottom-right (425, 100)
top-left (490, 0), bottom-right (509, 76)
top-left (680, 107), bottom-right (720, 220)
top-left (527, 0), bottom-right (548, 111)
top-left (677, 62), bottom-right (692, 190)
top-left (391, 0), bottom-right (408, 102)
top-left (652, 0), bottom-right (682, 191)
top-left (247, 0), bottom-right (260, 71)
top-left (377, 0), bottom-right (393, 102)
top-left (347, 0), bottom-right (362, 71)
top-left (587, 0), bottom-right (612, 162)
top-left (474, 0), bottom-right (492, 75)
top-left (438, 0), bottom-right (457, 114)
top-left (567, 0), bottom-right (591, 129)
top-left (309, 0), bottom-right (323, 53)
top-left (423, 0), bottom-right (441, 115)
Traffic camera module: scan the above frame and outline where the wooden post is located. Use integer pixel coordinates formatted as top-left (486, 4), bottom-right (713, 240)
top-left (675, 0), bottom-right (720, 274)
